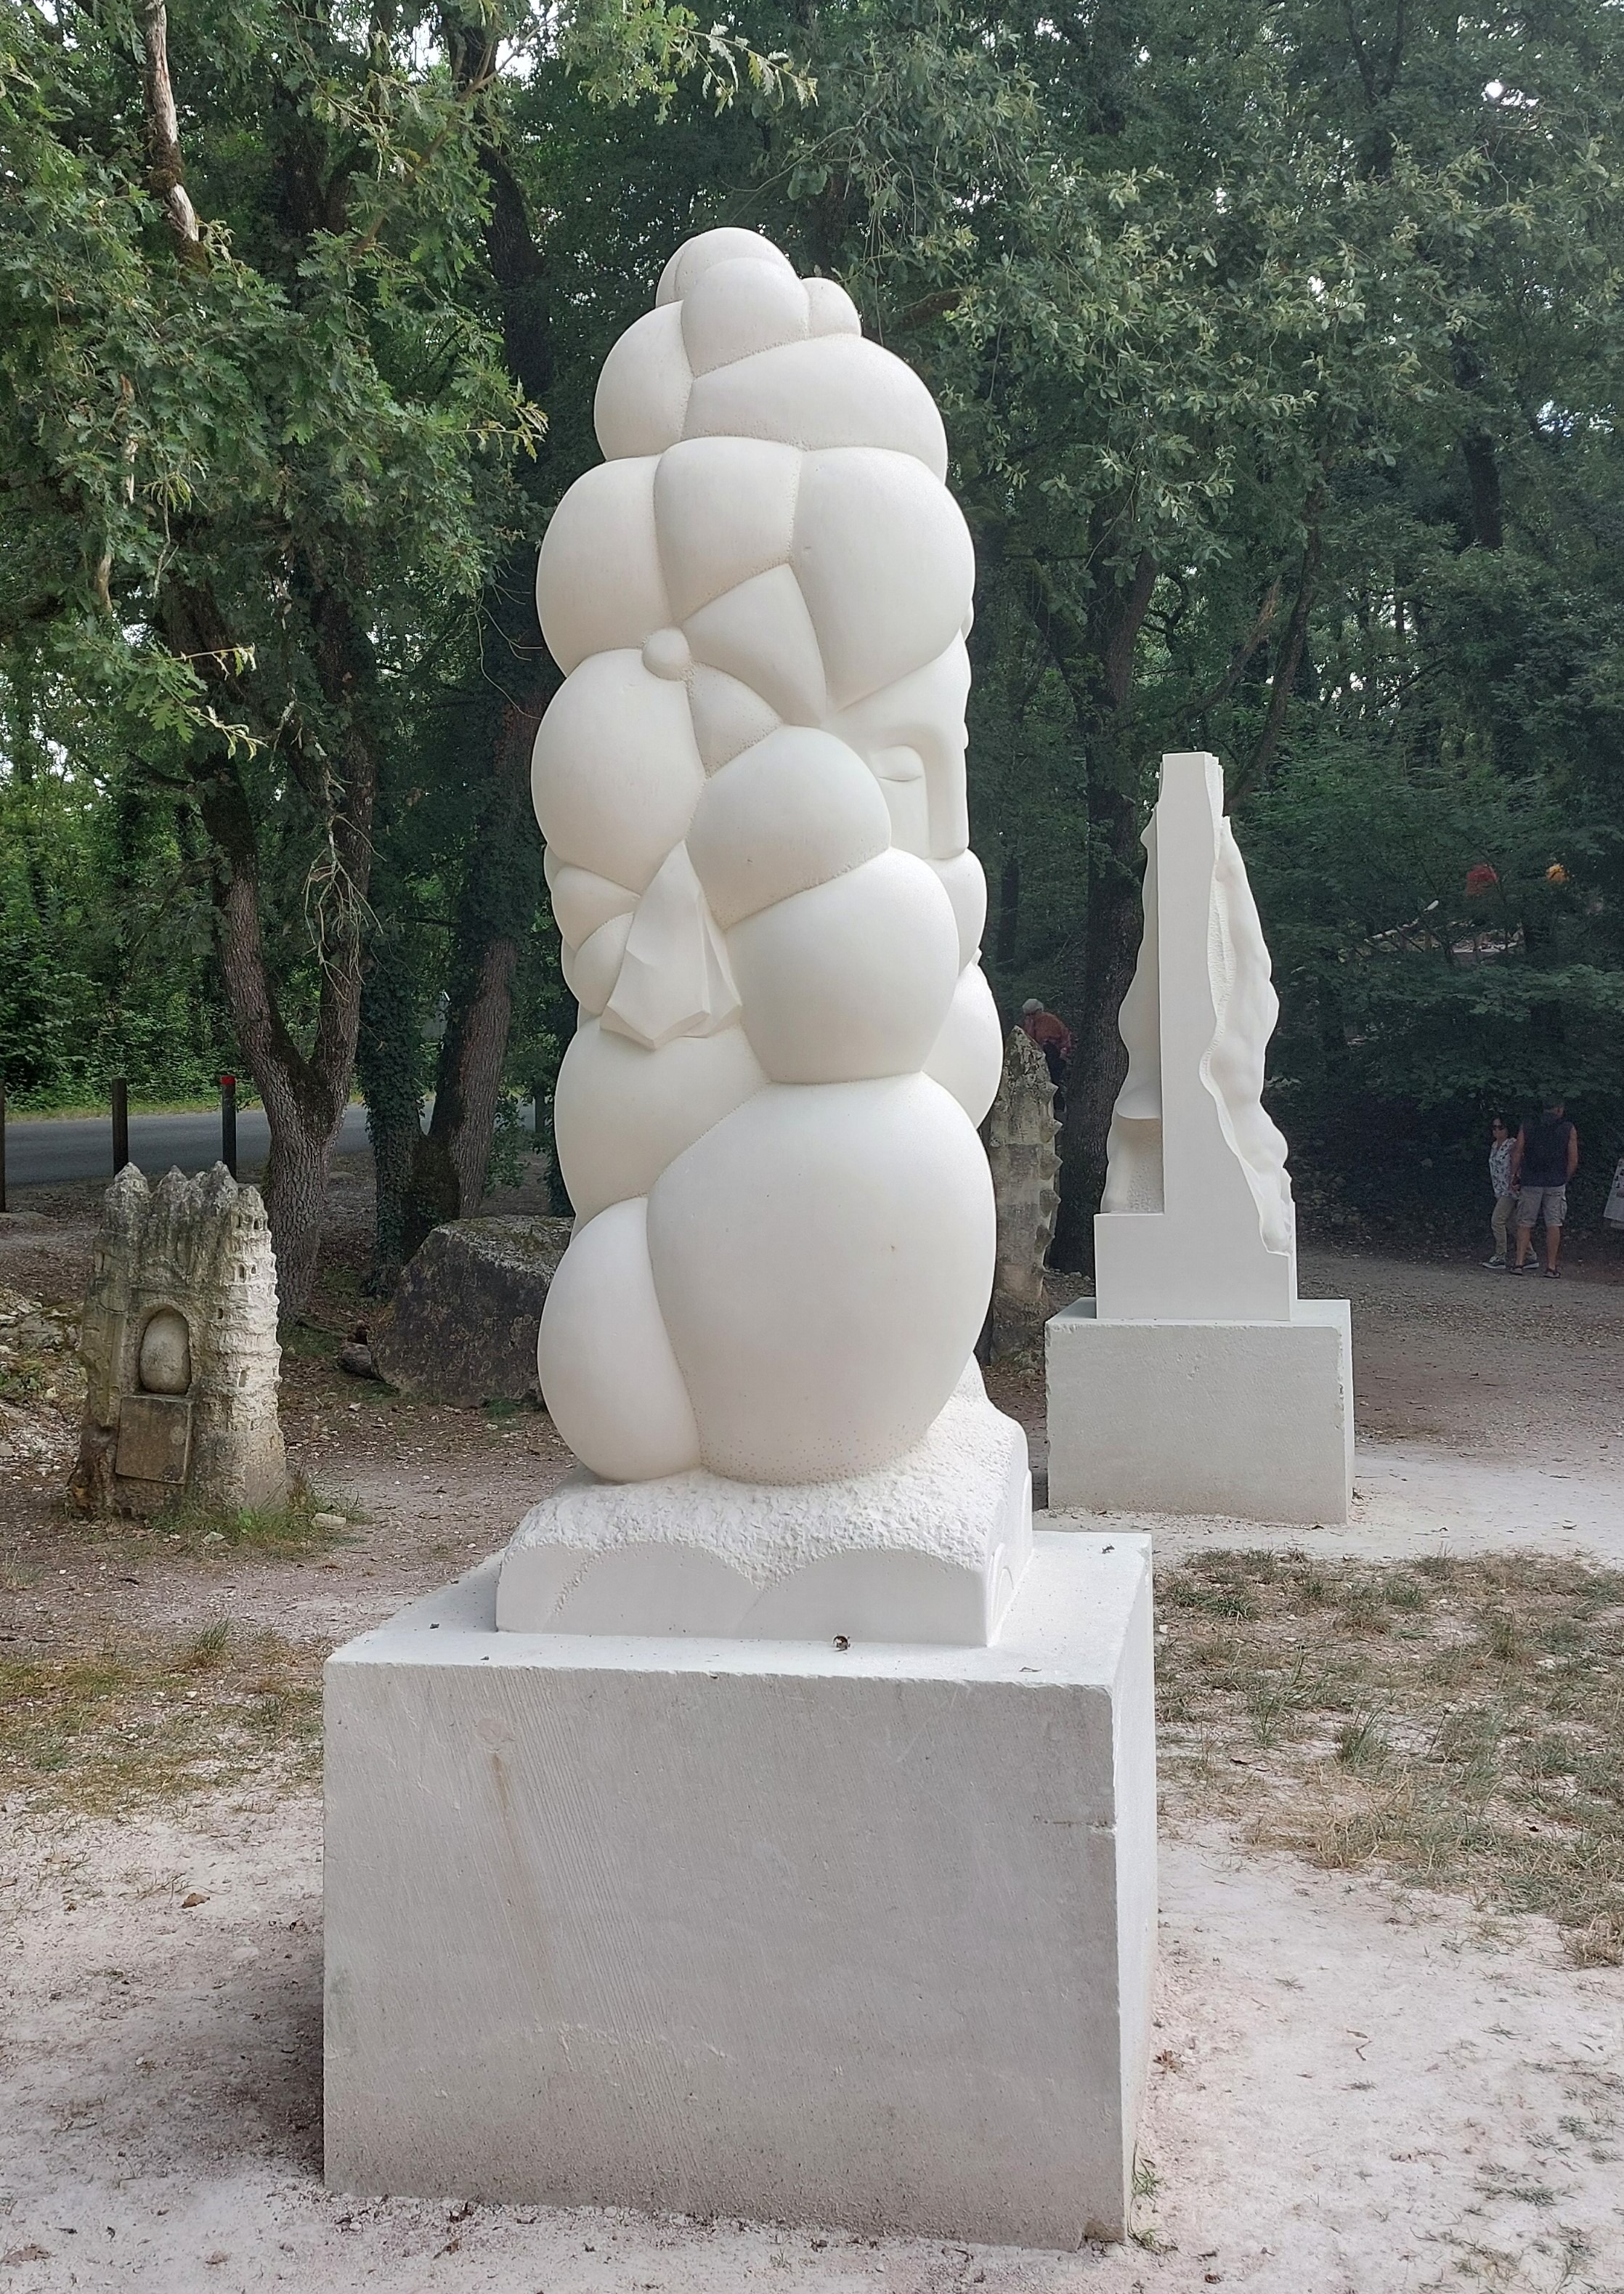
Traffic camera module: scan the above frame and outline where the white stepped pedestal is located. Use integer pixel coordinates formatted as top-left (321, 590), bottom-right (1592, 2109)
top-left (1047, 1296), bottom-right (1354, 1524)
top-left (322, 1531), bottom-right (1157, 2248)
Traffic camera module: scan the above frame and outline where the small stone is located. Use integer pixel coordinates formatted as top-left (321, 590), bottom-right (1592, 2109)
top-left (180, 1892), bottom-right (208, 1909)
top-left (311, 1511), bottom-right (346, 1533)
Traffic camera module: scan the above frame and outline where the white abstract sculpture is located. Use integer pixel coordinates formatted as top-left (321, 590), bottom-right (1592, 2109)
top-left (1094, 750), bottom-right (1296, 1321)
top-left (500, 227), bottom-right (1030, 1640)
top-left (1047, 752), bottom-right (1353, 1523)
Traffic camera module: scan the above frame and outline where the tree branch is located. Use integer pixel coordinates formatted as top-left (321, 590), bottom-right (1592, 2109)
top-left (139, 0), bottom-right (206, 264)
top-left (1233, 506), bottom-right (1323, 804)
top-left (1188, 580), bottom-right (1281, 715)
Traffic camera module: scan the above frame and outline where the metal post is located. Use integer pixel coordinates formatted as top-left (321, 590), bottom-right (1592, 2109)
top-left (220, 1073), bottom-right (237, 1178)
top-left (112, 1076), bottom-right (129, 1175)
top-left (0, 1085), bottom-right (7, 1215)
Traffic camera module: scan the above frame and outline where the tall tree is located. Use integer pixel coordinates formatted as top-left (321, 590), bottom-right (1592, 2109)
top-left (1, 0), bottom-right (543, 1315)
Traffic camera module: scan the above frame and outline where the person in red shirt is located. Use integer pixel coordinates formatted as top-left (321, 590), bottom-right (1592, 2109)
top-left (1020, 998), bottom-right (1074, 1095)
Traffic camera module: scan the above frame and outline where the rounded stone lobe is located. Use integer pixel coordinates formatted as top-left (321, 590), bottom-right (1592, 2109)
top-left (137, 1307), bottom-right (192, 1395)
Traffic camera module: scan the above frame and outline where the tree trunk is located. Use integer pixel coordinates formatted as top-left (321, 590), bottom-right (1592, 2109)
top-left (994, 847), bottom-right (1021, 969)
top-left (163, 562), bottom-right (378, 1323)
top-left (259, 1082), bottom-right (341, 1327)
top-left (402, 686), bottom-right (548, 1257)
top-left (355, 933), bottom-right (426, 1291)
top-left (1051, 781), bottom-right (1143, 1268)
top-left (1237, 503), bottom-right (1323, 801)
top-left (194, 762), bottom-right (372, 1321)
top-left (1026, 548), bottom-right (1158, 1270)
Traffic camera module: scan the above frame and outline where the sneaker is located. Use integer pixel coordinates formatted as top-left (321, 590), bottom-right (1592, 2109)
top-left (1483, 1256), bottom-right (1506, 1268)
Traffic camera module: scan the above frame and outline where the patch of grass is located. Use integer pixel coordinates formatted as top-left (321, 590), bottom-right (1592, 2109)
top-left (1336, 1713), bottom-right (1392, 1772)
top-left (179, 1618), bottom-right (232, 1669)
top-left (149, 1486), bottom-right (352, 1558)
top-left (0, 1627), bottom-right (321, 1816)
top-left (0, 1355), bottom-right (52, 1405)
top-left (1157, 1551), bottom-right (1624, 1966)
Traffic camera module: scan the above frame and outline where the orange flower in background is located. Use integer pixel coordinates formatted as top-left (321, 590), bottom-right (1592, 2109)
top-left (1546, 862), bottom-right (1569, 884)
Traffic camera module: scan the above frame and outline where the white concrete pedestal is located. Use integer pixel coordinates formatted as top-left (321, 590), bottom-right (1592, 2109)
top-left (323, 1531), bottom-right (1157, 2247)
top-left (1046, 1296), bottom-right (1354, 1523)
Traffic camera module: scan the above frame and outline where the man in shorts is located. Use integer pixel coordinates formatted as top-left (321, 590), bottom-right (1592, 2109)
top-left (1511, 1098), bottom-right (1579, 1277)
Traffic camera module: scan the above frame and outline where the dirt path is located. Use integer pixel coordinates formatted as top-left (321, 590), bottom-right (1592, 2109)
top-left (4, 1177), bottom-right (1624, 2290)
top-left (3, 1799), bottom-right (1620, 2293)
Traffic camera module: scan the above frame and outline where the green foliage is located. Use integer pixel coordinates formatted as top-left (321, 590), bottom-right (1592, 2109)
top-left (0, 684), bottom-right (231, 1103)
top-left (4, 0), bottom-right (1623, 1245)
top-left (758, 0), bottom-right (1624, 1231)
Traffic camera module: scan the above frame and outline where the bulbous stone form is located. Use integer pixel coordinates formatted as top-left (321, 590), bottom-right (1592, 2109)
top-left (72, 1163), bottom-right (285, 1515)
top-left (508, 229), bottom-right (1028, 1641)
top-left (137, 1306), bottom-right (192, 1395)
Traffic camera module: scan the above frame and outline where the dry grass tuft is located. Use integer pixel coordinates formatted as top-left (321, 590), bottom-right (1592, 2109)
top-left (0, 1625), bottom-right (321, 1817)
top-left (1157, 1549), bottom-right (1624, 1964)
top-left (147, 1486), bottom-right (353, 1559)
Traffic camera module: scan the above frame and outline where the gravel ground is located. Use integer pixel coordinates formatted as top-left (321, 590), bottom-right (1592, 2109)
top-left (3, 1168), bottom-right (1623, 2290)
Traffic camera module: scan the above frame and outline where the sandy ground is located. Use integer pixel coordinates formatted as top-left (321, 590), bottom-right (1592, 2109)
top-left (4, 1803), bottom-right (1621, 2293)
top-left (4, 1175), bottom-right (1624, 2290)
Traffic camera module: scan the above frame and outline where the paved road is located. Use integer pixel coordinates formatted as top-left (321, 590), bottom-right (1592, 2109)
top-left (1, 1103), bottom-right (373, 1188)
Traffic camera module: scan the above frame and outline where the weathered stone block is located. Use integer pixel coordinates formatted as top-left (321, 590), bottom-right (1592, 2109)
top-left (113, 1393), bottom-right (192, 1486)
top-left (370, 1216), bottom-right (571, 1408)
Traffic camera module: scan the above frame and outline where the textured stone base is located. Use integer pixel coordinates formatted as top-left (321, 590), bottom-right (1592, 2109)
top-left (498, 1363), bottom-right (1031, 1645)
top-left (322, 1532), bottom-right (1157, 2246)
top-left (1046, 1297), bottom-right (1354, 1524)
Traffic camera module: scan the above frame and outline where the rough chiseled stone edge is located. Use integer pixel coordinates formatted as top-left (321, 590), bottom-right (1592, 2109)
top-left (504, 1363), bottom-right (1025, 1589)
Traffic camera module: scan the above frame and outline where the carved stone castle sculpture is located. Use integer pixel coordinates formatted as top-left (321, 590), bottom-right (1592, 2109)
top-left (73, 1163), bottom-right (285, 1515)
top-left (498, 227), bottom-right (1030, 1640)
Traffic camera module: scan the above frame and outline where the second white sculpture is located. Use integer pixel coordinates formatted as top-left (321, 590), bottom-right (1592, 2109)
top-left (504, 227), bottom-right (1028, 1640)
top-left (1047, 751), bottom-right (1354, 1523)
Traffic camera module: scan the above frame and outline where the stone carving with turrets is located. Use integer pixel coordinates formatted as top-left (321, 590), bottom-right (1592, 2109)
top-left (73, 1163), bottom-right (285, 1515)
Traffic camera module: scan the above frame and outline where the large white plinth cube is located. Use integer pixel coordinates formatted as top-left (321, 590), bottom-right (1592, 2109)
top-left (1047, 1296), bottom-right (1354, 1524)
top-left (324, 1531), bottom-right (1157, 2248)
